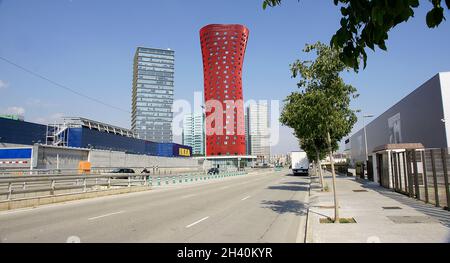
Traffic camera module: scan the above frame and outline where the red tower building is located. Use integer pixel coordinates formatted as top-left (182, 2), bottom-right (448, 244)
top-left (200, 24), bottom-right (249, 156)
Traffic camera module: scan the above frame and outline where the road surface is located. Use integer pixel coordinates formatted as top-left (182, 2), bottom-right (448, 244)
top-left (0, 169), bottom-right (310, 243)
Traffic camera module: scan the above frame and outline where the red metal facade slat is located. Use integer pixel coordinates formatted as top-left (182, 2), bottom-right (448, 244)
top-left (200, 24), bottom-right (249, 157)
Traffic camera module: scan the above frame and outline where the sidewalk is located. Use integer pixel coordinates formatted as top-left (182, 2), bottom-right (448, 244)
top-left (306, 171), bottom-right (450, 243)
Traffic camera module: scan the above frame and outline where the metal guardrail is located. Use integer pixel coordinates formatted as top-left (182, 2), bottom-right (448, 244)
top-left (0, 170), bottom-right (249, 202)
top-left (0, 166), bottom-right (203, 176)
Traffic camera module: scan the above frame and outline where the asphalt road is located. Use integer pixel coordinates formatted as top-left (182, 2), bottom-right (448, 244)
top-left (0, 169), bottom-right (310, 243)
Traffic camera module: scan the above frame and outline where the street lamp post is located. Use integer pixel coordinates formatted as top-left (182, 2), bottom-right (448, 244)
top-left (200, 105), bottom-right (207, 157)
top-left (362, 114), bottom-right (374, 163)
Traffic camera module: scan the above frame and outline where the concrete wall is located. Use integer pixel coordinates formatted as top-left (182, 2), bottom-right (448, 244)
top-left (350, 73), bottom-right (449, 162)
top-left (88, 149), bottom-right (200, 173)
top-left (1, 144), bottom-right (201, 172)
top-left (36, 145), bottom-right (89, 170)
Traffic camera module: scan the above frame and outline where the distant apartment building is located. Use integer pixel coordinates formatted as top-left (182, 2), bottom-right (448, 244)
top-left (131, 47), bottom-right (174, 142)
top-left (246, 101), bottom-right (270, 162)
top-left (182, 113), bottom-right (205, 155)
top-left (270, 154), bottom-right (289, 166)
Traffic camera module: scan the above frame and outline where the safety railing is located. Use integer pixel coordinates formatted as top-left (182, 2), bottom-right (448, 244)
top-left (0, 170), bottom-right (248, 202)
top-left (0, 166), bottom-right (203, 176)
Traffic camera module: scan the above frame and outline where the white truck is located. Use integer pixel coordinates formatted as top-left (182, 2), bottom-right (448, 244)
top-left (291, 151), bottom-right (309, 176)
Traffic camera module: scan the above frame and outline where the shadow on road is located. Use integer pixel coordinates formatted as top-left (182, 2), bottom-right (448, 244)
top-left (284, 173), bottom-right (310, 178)
top-left (267, 185), bottom-right (309, 192)
top-left (261, 200), bottom-right (307, 216)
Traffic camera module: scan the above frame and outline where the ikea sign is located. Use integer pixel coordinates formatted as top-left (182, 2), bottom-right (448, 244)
top-left (179, 148), bottom-right (191, 157)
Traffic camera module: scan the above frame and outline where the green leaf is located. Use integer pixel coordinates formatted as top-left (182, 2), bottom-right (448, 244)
top-left (409, 0), bottom-right (420, 8)
top-left (426, 7), bottom-right (444, 28)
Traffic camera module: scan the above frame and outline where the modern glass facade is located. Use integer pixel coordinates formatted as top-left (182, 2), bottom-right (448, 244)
top-left (131, 47), bottom-right (174, 142)
top-left (182, 113), bottom-right (205, 155)
top-left (246, 101), bottom-right (270, 162)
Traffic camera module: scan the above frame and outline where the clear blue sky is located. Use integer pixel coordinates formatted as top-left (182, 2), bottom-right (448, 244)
top-left (0, 0), bottom-right (449, 154)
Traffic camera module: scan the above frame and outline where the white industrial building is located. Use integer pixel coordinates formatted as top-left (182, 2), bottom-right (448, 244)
top-left (346, 72), bottom-right (450, 184)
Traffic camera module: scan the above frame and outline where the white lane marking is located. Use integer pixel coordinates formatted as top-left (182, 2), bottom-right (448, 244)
top-left (186, 216), bottom-right (209, 228)
top-left (241, 195), bottom-right (251, 201)
top-left (220, 185), bottom-right (230, 189)
top-left (181, 194), bottom-right (197, 199)
top-left (88, 211), bottom-right (125, 221)
top-left (66, 236), bottom-right (81, 243)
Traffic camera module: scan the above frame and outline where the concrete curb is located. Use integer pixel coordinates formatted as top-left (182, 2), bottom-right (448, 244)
top-left (304, 176), bottom-right (324, 243)
top-left (305, 180), bottom-right (314, 243)
top-left (296, 176), bottom-right (311, 243)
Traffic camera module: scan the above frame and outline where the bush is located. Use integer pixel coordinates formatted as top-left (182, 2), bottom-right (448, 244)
top-left (324, 163), bottom-right (348, 174)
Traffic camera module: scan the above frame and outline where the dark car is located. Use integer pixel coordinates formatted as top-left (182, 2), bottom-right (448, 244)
top-left (110, 168), bottom-right (135, 179)
top-left (207, 168), bottom-right (219, 175)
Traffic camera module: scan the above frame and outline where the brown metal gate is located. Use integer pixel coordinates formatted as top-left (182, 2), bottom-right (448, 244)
top-left (390, 149), bottom-right (450, 210)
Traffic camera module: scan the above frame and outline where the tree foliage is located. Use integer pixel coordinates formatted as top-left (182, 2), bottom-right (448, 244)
top-left (280, 42), bottom-right (358, 221)
top-left (280, 42), bottom-right (358, 162)
top-left (263, 0), bottom-right (450, 71)
top-left (281, 92), bottom-right (329, 162)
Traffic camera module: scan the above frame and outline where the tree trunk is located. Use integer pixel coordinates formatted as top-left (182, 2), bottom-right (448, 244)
top-left (327, 131), bottom-right (340, 223)
top-left (316, 150), bottom-right (324, 191)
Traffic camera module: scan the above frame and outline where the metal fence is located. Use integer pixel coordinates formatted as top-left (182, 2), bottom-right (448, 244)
top-left (390, 148), bottom-right (449, 210)
top-left (0, 170), bottom-right (248, 202)
top-left (0, 166), bottom-right (203, 176)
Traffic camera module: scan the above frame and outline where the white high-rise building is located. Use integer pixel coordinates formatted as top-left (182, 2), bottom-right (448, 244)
top-left (182, 113), bottom-right (205, 155)
top-left (246, 101), bottom-right (270, 162)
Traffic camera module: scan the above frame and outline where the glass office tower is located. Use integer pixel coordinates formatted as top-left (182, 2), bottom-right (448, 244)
top-left (246, 101), bottom-right (270, 162)
top-left (132, 47), bottom-right (174, 142)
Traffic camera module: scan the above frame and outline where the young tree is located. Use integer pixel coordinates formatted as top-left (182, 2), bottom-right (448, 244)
top-left (281, 92), bottom-right (331, 190)
top-left (262, 0), bottom-right (450, 71)
top-left (280, 42), bottom-right (358, 222)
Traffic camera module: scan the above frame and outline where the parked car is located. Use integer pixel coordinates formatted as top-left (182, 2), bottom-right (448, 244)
top-left (110, 168), bottom-right (135, 179)
top-left (207, 167), bottom-right (219, 175)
